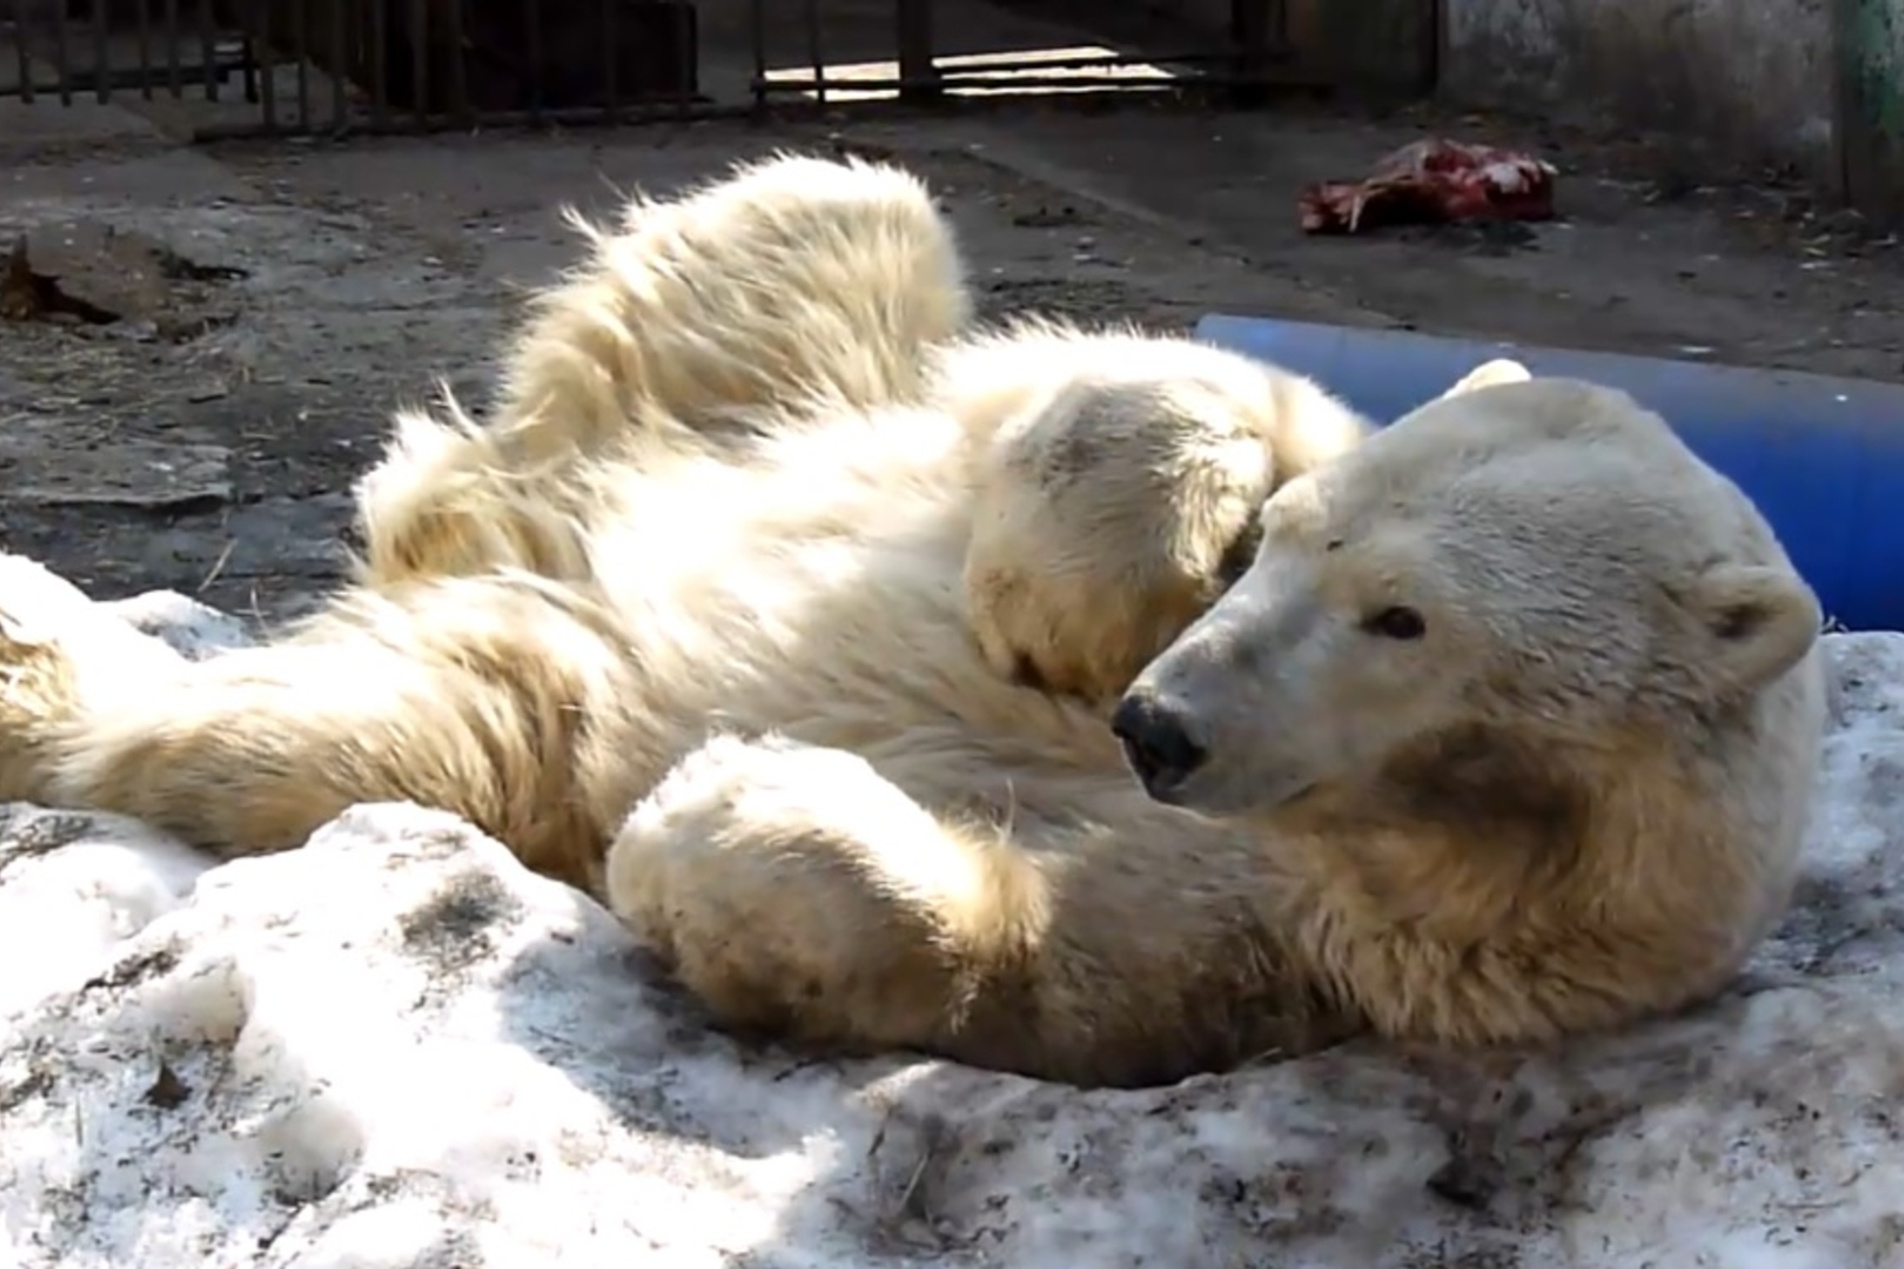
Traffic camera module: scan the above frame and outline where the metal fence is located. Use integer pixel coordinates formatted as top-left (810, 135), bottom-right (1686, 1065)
top-left (0, 0), bottom-right (1302, 141)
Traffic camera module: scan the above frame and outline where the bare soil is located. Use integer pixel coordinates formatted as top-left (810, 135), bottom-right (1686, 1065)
top-left (3, 95), bottom-right (1899, 621)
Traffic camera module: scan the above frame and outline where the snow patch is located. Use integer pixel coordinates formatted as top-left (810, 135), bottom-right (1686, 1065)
top-left (2, 605), bottom-right (1901, 1267)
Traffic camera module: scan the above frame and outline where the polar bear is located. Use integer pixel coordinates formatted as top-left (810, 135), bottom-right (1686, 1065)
top-left (0, 154), bottom-right (1819, 1089)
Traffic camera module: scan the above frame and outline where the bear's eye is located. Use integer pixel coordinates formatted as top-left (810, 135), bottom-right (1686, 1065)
top-left (1361, 606), bottom-right (1427, 640)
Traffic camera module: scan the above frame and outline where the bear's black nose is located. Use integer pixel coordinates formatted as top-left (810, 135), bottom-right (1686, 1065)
top-left (1111, 691), bottom-right (1208, 803)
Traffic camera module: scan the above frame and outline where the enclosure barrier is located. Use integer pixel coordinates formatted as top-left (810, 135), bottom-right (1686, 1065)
top-left (2, 0), bottom-right (713, 136)
top-left (1, 0), bottom-right (1302, 141)
top-left (1196, 314), bottom-right (1904, 633)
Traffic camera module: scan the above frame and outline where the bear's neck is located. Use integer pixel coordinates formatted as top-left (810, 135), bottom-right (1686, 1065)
top-left (1266, 721), bottom-right (1769, 1047)
top-left (1281, 723), bottom-right (1601, 925)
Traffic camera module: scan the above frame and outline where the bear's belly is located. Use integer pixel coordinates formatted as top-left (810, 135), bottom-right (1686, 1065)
top-left (585, 470), bottom-right (1136, 825)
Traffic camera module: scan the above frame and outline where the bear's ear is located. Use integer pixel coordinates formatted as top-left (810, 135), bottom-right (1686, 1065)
top-left (1437, 358), bottom-right (1532, 401)
top-left (1678, 563), bottom-right (1822, 694)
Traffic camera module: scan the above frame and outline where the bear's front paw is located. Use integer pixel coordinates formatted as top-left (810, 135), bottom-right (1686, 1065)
top-left (963, 553), bottom-right (1202, 710)
top-left (0, 555), bottom-right (182, 802)
top-left (605, 733), bottom-right (982, 1053)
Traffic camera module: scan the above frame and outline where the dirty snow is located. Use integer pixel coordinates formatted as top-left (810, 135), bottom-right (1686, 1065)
top-left (3, 600), bottom-right (1904, 1268)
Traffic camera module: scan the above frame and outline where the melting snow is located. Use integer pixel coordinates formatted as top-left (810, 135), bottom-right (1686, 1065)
top-left (3, 600), bottom-right (1902, 1268)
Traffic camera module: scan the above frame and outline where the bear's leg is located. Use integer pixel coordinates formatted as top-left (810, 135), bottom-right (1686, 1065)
top-left (956, 346), bottom-right (1539, 710)
top-left (496, 153), bottom-right (971, 444)
top-left (960, 372), bottom-right (1310, 709)
top-left (0, 555), bottom-right (615, 890)
top-left (606, 733), bottom-right (1354, 1085)
top-left (605, 733), bottom-right (1041, 1061)
top-left (355, 154), bottom-right (971, 590)
top-left (350, 401), bottom-right (607, 588)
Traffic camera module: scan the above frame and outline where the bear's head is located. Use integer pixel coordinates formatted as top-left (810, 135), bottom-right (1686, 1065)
top-left (1111, 376), bottom-right (1824, 824)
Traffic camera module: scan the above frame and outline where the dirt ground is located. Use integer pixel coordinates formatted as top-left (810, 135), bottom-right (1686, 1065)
top-left (3, 93), bottom-right (1903, 622)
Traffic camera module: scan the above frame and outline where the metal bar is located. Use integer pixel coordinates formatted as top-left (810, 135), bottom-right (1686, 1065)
top-left (1231, 0), bottom-right (1271, 93)
top-left (748, 0), bottom-right (766, 111)
top-left (91, 0), bottom-right (107, 102)
top-left (256, 0), bottom-right (276, 131)
top-left (191, 97), bottom-right (759, 143)
top-left (196, 0), bottom-right (215, 101)
top-left (293, 0), bottom-right (310, 131)
top-left (752, 73), bottom-right (1290, 94)
top-left (1, 0), bottom-right (1298, 138)
top-left (369, 0), bottom-right (388, 127)
top-left (50, 0), bottom-right (69, 105)
top-left (408, 0), bottom-right (427, 131)
top-left (165, 0), bottom-right (179, 98)
top-left (602, 0), bottom-right (619, 121)
top-left (804, 0), bottom-right (826, 106)
top-left (738, 69), bottom-right (1231, 101)
top-left (328, 0), bottom-right (348, 131)
top-left (525, 0), bottom-right (543, 124)
top-left (932, 49), bottom-right (1244, 73)
top-left (183, 70), bottom-right (1314, 143)
top-left (442, 0), bottom-right (468, 127)
top-left (136, 0), bottom-right (153, 100)
top-left (0, 58), bottom-right (257, 101)
top-left (675, 0), bottom-right (695, 114)
top-left (895, 0), bottom-right (940, 103)
top-left (1411, 0), bottom-right (1436, 94)
top-left (12, 0), bottom-right (34, 105)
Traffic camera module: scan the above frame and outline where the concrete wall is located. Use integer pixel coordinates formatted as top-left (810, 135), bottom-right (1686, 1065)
top-left (1443, 0), bottom-right (1836, 180)
top-left (1840, 0), bottom-right (1904, 213)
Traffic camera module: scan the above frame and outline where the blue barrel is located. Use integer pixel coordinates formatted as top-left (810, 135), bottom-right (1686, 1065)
top-left (1194, 314), bottom-right (1904, 633)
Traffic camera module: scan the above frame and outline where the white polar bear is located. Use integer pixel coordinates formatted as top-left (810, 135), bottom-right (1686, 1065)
top-left (0, 155), bottom-right (1819, 1090)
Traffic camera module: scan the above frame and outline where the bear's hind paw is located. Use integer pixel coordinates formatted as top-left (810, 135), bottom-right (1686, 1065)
top-left (0, 554), bottom-right (185, 802)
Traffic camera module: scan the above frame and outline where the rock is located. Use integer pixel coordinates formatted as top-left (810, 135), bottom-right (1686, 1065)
top-left (1, 602), bottom-right (1902, 1267)
top-left (1, 221), bottom-right (244, 331)
top-left (0, 420), bottom-right (231, 511)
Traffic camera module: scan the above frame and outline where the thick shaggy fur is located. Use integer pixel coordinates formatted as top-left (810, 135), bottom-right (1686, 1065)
top-left (355, 152), bottom-right (973, 587)
top-left (0, 155), bottom-right (1824, 1089)
top-left (944, 321), bottom-right (1368, 704)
